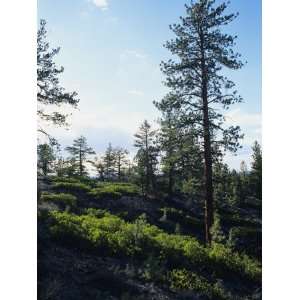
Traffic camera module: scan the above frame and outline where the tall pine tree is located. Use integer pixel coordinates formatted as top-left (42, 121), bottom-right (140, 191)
top-left (160, 0), bottom-right (244, 243)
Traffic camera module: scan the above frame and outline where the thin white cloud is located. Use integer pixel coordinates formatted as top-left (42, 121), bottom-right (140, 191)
top-left (90, 0), bottom-right (109, 10)
top-left (128, 89), bottom-right (144, 96)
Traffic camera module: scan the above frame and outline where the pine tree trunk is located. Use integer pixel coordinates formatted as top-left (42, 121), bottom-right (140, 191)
top-left (203, 96), bottom-right (214, 245)
top-left (200, 29), bottom-right (214, 245)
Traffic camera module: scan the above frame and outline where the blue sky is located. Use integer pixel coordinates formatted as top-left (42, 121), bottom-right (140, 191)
top-left (38, 0), bottom-right (261, 170)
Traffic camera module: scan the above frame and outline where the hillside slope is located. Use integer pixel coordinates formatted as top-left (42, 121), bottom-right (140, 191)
top-left (37, 177), bottom-right (261, 300)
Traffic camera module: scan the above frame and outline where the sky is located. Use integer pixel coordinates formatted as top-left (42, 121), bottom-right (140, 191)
top-left (38, 0), bottom-right (261, 170)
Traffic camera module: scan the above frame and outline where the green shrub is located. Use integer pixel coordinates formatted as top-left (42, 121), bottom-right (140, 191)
top-left (227, 226), bottom-right (262, 259)
top-left (83, 208), bottom-right (108, 218)
top-left (89, 182), bottom-right (140, 200)
top-left (210, 213), bottom-right (226, 244)
top-left (208, 243), bottom-right (261, 282)
top-left (52, 182), bottom-right (91, 193)
top-left (40, 192), bottom-right (77, 208)
top-left (51, 176), bottom-right (97, 187)
top-left (46, 211), bottom-right (261, 282)
top-left (76, 176), bottom-right (98, 187)
top-left (168, 269), bottom-right (229, 299)
top-left (89, 188), bottom-right (122, 200)
top-left (51, 177), bottom-right (80, 183)
top-left (49, 211), bottom-right (105, 247)
top-left (182, 239), bottom-right (208, 265)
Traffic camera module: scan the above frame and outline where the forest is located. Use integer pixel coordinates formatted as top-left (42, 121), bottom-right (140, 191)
top-left (37, 1), bottom-right (262, 299)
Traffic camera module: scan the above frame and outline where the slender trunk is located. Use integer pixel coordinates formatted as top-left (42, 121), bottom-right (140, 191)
top-left (203, 94), bottom-right (214, 244)
top-left (79, 149), bottom-right (83, 177)
top-left (200, 29), bottom-right (214, 245)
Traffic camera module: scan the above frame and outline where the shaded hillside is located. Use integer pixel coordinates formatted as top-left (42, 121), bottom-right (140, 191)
top-left (38, 177), bottom-right (261, 300)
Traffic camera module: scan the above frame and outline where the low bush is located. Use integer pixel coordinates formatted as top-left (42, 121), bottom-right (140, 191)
top-left (83, 208), bottom-right (108, 218)
top-left (208, 243), bottom-right (261, 282)
top-left (168, 269), bottom-right (229, 300)
top-left (40, 192), bottom-right (77, 208)
top-left (89, 189), bottom-right (122, 200)
top-left (52, 182), bottom-right (91, 193)
top-left (89, 183), bottom-right (140, 200)
top-left (227, 226), bottom-right (262, 260)
top-left (51, 176), bottom-right (97, 187)
top-left (46, 211), bottom-right (261, 283)
top-left (51, 177), bottom-right (80, 183)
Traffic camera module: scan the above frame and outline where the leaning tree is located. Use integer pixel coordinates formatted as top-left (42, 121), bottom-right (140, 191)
top-left (159, 0), bottom-right (244, 244)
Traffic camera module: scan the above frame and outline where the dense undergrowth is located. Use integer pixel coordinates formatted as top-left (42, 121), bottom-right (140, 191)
top-left (38, 176), bottom-right (261, 299)
top-left (42, 209), bottom-right (260, 280)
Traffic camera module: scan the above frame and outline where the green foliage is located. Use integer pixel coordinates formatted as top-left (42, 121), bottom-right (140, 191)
top-left (65, 136), bottom-right (95, 177)
top-left (210, 213), bottom-right (226, 244)
top-left (51, 177), bottom-right (80, 183)
top-left (168, 269), bottom-right (229, 300)
top-left (227, 227), bottom-right (239, 249)
top-left (250, 141), bottom-right (262, 200)
top-left (89, 182), bottom-right (140, 200)
top-left (182, 178), bottom-right (202, 197)
top-left (159, 207), bottom-right (201, 229)
top-left (90, 189), bottom-right (122, 200)
top-left (220, 209), bottom-right (260, 228)
top-left (46, 211), bottom-right (261, 283)
top-left (37, 143), bottom-right (56, 176)
top-left (134, 120), bottom-right (159, 194)
top-left (37, 19), bottom-right (79, 127)
top-left (52, 182), bottom-right (91, 193)
top-left (209, 243), bottom-right (261, 282)
top-left (227, 226), bottom-right (262, 259)
top-left (40, 192), bottom-right (77, 208)
top-left (83, 208), bottom-right (108, 218)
